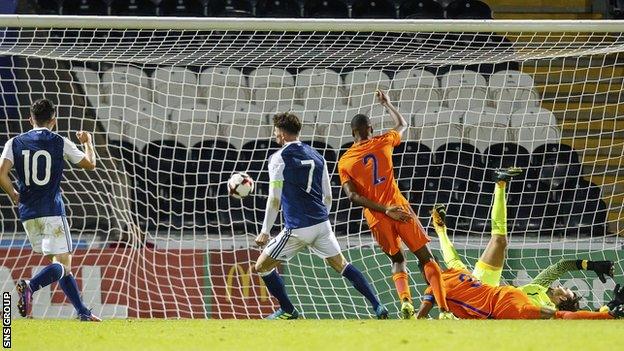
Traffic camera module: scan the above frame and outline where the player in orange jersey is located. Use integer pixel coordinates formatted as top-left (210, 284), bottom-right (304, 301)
top-left (415, 267), bottom-right (624, 320)
top-left (338, 89), bottom-right (453, 319)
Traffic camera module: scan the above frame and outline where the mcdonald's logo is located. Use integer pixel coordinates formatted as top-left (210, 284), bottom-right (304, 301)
top-left (225, 264), bottom-right (269, 302)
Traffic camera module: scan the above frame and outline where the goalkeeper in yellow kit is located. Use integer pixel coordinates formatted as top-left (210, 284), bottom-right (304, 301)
top-left (420, 167), bottom-right (615, 316)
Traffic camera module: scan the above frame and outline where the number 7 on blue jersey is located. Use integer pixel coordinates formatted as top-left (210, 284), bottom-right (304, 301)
top-left (363, 154), bottom-right (385, 185)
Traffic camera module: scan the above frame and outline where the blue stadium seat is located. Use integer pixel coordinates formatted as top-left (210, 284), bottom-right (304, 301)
top-left (434, 142), bottom-right (484, 181)
top-left (63, 0), bottom-right (110, 15)
top-left (530, 143), bottom-right (582, 189)
top-left (36, 0), bottom-right (63, 14)
top-left (211, 0), bottom-right (254, 16)
top-left (445, 0), bottom-right (492, 19)
top-left (256, 0), bottom-right (301, 17)
top-left (398, 0), bottom-right (444, 19)
top-left (304, 0), bottom-right (349, 17)
top-left (351, 0), bottom-right (396, 18)
top-left (162, 0), bottom-right (208, 16)
top-left (112, 0), bottom-right (160, 15)
top-left (143, 140), bottom-right (189, 227)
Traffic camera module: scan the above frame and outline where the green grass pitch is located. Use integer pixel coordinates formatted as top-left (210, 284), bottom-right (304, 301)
top-left (13, 319), bottom-right (623, 351)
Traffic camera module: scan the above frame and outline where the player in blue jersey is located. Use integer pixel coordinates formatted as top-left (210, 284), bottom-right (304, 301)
top-left (253, 112), bottom-right (388, 320)
top-left (0, 99), bottom-right (99, 321)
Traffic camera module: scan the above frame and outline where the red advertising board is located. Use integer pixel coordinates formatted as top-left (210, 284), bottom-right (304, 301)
top-left (209, 249), bottom-right (277, 319)
top-left (0, 248), bottom-right (206, 318)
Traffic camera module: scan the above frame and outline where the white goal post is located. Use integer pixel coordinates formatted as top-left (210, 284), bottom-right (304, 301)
top-left (0, 16), bottom-right (622, 319)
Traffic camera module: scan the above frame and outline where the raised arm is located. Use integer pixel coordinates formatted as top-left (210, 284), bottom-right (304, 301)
top-left (531, 259), bottom-right (614, 288)
top-left (66, 131), bottom-right (96, 170)
top-left (341, 180), bottom-right (411, 222)
top-left (376, 89), bottom-right (408, 137)
top-left (0, 139), bottom-right (18, 204)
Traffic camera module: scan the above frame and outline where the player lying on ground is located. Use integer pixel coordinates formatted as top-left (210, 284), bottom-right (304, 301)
top-left (338, 90), bottom-right (452, 319)
top-left (0, 99), bottom-right (100, 321)
top-left (253, 112), bottom-right (388, 320)
top-left (415, 167), bottom-right (621, 319)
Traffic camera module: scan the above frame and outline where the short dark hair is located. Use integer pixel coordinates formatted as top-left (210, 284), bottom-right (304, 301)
top-left (556, 291), bottom-right (581, 312)
top-left (273, 112), bottom-right (301, 135)
top-left (30, 99), bottom-right (56, 124)
top-left (350, 114), bottom-right (370, 130)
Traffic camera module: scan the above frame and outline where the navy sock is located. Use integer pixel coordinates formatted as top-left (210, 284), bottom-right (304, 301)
top-left (260, 270), bottom-right (295, 313)
top-left (342, 263), bottom-right (380, 310)
top-left (59, 273), bottom-right (90, 315)
top-left (28, 262), bottom-right (64, 293)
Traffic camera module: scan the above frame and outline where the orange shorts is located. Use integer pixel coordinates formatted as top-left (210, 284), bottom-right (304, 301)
top-left (492, 288), bottom-right (542, 319)
top-left (370, 208), bottom-right (430, 255)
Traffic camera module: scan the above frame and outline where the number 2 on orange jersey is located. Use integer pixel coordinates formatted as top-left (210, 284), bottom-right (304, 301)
top-left (363, 154), bottom-right (386, 185)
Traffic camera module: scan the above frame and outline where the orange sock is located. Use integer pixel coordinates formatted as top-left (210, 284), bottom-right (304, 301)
top-left (423, 261), bottom-right (449, 311)
top-left (392, 272), bottom-right (411, 302)
top-left (555, 310), bottom-right (614, 320)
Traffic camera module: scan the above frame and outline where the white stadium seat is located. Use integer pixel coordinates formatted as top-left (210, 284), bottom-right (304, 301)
top-left (463, 106), bottom-right (509, 127)
top-left (72, 66), bottom-right (101, 108)
top-left (466, 125), bottom-right (512, 154)
top-left (152, 67), bottom-right (198, 109)
top-left (391, 69), bottom-right (442, 114)
top-left (101, 66), bottom-right (151, 108)
top-left (440, 69), bottom-right (488, 111)
top-left (489, 70), bottom-right (540, 114)
top-left (248, 68), bottom-right (296, 110)
top-left (517, 125), bottom-right (561, 152)
top-left (169, 108), bottom-right (219, 148)
top-left (218, 103), bottom-right (268, 149)
top-left (510, 106), bottom-right (557, 127)
top-left (95, 105), bottom-right (124, 137)
top-left (124, 102), bottom-right (170, 151)
top-left (345, 69), bottom-right (391, 108)
top-left (297, 68), bottom-right (346, 110)
top-left (198, 67), bottom-right (249, 111)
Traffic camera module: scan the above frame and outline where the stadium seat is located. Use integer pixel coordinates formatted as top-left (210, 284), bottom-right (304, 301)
top-left (555, 180), bottom-right (608, 236)
top-left (63, 0), bottom-right (110, 15)
top-left (304, 0), bottom-right (349, 17)
top-left (410, 176), bottom-right (452, 219)
top-left (466, 124), bottom-right (510, 155)
top-left (483, 143), bottom-right (530, 174)
top-left (344, 69), bottom-right (391, 108)
top-left (218, 103), bottom-right (270, 149)
top-left (531, 143), bottom-right (582, 189)
top-left (124, 102), bottom-right (171, 151)
top-left (152, 67), bottom-right (198, 109)
top-left (297, 68), bottom-right (346, 110)
top-left (96, 105), bottom-right (124, 137)
top-left (211, 0), bottom-right (254, 16)
top-left (169, 108), bottom-right (220, 148)
top-left (315, 108), bottom-right (349, 150)
top-left (445, 0), bottom-right (493, 19)
top-left (256, 0), bottom-right (301, 17)
top-left (198, 67), bottom-right (249, 111)
top-left (111, 0), bottom-right (160, 16)
top-left (71, 66), bottom-right (101, 108)
top-left (391, 68), bottom-right (441, 114)
top-left (143, 140), bottom-right (189, 226)
top-left (393, 141), bottom-right (431, 192)
top-left (398, 0), bottom-right (444, 19)
top-left (36, 0), bottom-right (63, 14)
top-left (238, 139), bottom-right (280, 224)
top-left (510, 106), bottom-right (557, 127)
top-left (101, 66), bottom-right (151, 108)
top-left (516, 125), bottom-right (561, 154)
top-left (434, 142), bottom-right (484, 181)
top-left (463, 107), bottom-right (509, 128)
top-left (489, 70), bottom-right (540, 114)
top-left (440, 69), bottom-right (488, 111)
top-left (351, 0), bottom-right (396, 18)
top-left (248, 68), bottom-right (296, 111)
top-left (162, 0), bottom-right (209, 16)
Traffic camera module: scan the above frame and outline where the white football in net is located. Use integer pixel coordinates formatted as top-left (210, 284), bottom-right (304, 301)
top-left (228, 172), bottom-right (254, 199)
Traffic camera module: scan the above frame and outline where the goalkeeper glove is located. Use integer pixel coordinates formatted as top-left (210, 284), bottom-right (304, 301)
top-left (609, 304), bottom-right (624, 319)
top-left (607, 284), bottom-right (624, 311)
top-left (577, 260), bottom-right (614, 283)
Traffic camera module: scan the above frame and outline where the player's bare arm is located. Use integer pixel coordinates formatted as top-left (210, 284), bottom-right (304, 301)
top-left (342, 180), bottom-right (411, 222)
top-left (0, 158), bottom-right (19, 204)
top-left (376, 89), bottom-right (408, 136)
top-left (75, 131), bottom-right (96, 170)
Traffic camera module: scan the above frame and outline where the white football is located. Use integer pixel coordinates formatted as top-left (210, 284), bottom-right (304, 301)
top-left (228, 172), bottom-right (254, 199)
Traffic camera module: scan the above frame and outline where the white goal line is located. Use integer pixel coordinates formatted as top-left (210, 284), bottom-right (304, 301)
top-left (1, 15), bottom-right (624, 33)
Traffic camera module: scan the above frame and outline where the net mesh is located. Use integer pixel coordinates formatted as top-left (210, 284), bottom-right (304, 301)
top-left (0, 24), bottom-right (622, 319)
